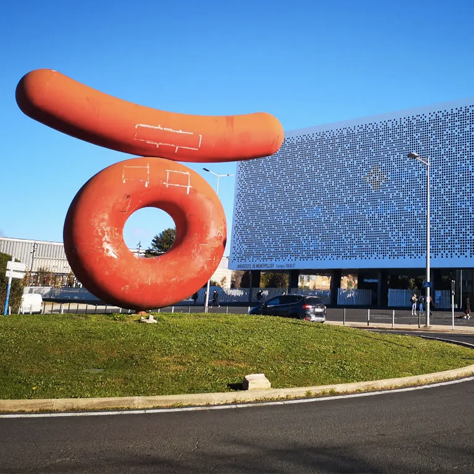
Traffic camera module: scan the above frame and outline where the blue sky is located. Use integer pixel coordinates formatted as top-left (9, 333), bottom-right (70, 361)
top-left (1, 0), bottom-right (473, 255)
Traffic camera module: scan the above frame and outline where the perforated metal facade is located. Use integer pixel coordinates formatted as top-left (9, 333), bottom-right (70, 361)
top-left (230, 98), bottom-right (474, 271)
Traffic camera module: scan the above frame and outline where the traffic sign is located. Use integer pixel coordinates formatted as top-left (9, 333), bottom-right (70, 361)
top-left (4, 260), bottom-right (26, 315)
top-left (6, 261), bottom-right (26, 272)
top-left (5, 270), bottom-right (26, 279)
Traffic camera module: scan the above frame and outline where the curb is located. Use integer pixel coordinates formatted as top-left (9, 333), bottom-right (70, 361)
top-left (2, 363), bottom-right (474, 414)
top-left (1, 324), bottom-right (474, 414)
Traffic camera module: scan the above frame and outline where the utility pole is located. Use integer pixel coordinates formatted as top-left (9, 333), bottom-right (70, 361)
top-left (29, 242), bottom-right (38, 286)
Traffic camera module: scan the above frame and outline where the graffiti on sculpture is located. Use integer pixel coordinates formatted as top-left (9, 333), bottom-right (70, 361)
top-left (16, 69), bottom-right (284, 310)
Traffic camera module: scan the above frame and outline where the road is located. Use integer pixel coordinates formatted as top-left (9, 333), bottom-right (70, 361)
top-left (1, 331), bottom-right (474, 473)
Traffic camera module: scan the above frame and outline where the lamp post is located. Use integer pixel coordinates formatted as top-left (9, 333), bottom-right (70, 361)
top-left (407, 152), bottom-right (431, 326)
top-left (202, 168), bottom-right (234, 312)
top-left (29, 242), bottom-right (38, 286)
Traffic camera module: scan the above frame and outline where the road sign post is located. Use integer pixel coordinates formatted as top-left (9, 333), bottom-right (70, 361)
top-left (3, 274), bottom-right (12, 316)
top-left (7, 261), bottom-right (27, 273)
top-left (3, 260), bottom-right (26, 315)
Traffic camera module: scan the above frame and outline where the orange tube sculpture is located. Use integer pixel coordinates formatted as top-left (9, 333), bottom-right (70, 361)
top-left (16, 69), bottom-right (284, 310)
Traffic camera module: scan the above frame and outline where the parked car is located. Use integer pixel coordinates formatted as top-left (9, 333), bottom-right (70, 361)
top-left (19, 293), bottom-right (43, 314)
top-left (248, 294), bottom-right (326, 322)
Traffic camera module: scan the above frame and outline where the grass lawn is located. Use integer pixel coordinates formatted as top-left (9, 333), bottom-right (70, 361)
top-left (0, 312), bottom-right (473, 400)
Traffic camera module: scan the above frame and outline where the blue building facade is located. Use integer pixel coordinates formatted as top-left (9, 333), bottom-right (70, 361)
top-left (229, 98), bottom-right (474, 307)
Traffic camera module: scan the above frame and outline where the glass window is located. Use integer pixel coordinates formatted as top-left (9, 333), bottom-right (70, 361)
top-left (306, 297), bottom-right (323, 305)
top-left (280, 295), bottom-right (300, 304)
top-left (266, 297), bottom-right (280, 306)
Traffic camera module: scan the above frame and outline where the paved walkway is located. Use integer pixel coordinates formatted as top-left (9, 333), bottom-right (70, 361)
top-left (326, 320), bottom-right (474, 333)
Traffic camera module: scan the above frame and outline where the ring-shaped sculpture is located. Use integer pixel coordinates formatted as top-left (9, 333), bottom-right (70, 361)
top-left (16, 69), bottom-right (284, 310)
top-left (64, 158), bottom-right (226, 310)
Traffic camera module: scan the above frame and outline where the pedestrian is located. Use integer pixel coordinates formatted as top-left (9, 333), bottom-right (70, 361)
top-left (256, 289), bottom-right (263, 303)
top-left (192, 292), bottom-right (198, 305)
top-left (429, 295), bottom-right (435, 317)
top-left (212, 289), bottom-right (220, 307)
top-left (418, 295), bottom-right (425, 316)
top-left (464, 297), bottom-right (470, 320)
top-left (410, 293), bottom-right (418, 316)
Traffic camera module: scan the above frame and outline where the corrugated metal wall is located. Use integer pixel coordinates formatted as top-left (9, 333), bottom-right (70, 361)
top-left (1, 237), bottom-right (232, 281)
top-left (0, 237), bottom-right (71, 273)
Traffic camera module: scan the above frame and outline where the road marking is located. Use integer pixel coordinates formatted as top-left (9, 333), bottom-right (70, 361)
top-left (2, 376), bottom-right (474, 419)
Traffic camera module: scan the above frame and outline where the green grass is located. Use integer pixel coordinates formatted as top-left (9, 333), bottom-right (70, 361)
top-left (0, 312), bottom-right (473, 400)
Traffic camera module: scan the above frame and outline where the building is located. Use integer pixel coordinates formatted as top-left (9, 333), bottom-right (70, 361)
top-left (0, 237), bottom-right (70, 274)
top-left (230, 98), bottom-right (474, 308)
top-left (210, 256), bottom-right (232, 289)
top-left (0, 237), bottom-right (232, 289)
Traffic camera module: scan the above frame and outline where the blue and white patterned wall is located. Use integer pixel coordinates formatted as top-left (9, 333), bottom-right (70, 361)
top-left (230, 99), bottom-right (474, 270)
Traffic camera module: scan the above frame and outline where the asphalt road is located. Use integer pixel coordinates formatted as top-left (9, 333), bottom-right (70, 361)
top-left (2, 331), bottom-right (474, 473)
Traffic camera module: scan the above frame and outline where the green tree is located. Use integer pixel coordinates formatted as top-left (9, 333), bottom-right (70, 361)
top-left (261, 272), bottom-right (289, 288)
top-left (146, 228), bottom-right (176, 257)
top-left (231, 270), bottom-right (251, 288)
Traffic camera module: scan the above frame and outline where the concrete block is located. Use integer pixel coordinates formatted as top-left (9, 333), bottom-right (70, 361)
top-left (140, 315), bottom-right (157, 324)
top-left (243, 373), bottom-right (271, 390)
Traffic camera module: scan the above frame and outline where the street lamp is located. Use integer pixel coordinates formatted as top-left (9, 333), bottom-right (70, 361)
top-left (202, 167), bottom-right (234, 312)
top-left (202, 168), bottom-right (234, 195)
top-left (407, 151), bottom-right (431, 326)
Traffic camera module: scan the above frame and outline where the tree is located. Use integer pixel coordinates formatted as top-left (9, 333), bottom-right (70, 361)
top-left (146, 228), bottom-right (176, 257)
top-left (261, 272), bottom-right (289, 288)
top-left (231, 270), bottom-right (251, 288)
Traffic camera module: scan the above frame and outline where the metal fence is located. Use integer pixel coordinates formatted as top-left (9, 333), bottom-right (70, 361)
top-left (11, 302), bottom-right (472, 330)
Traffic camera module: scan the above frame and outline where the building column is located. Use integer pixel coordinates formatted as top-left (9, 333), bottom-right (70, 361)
top-left (377, 270), bottom-right (388, 307)
top-left (289, 270), bottom-right (299, 293)
top-left (250, 271), bottom-right (261, 289)
top-left (249, 271), bottom-right (261, 303)
top-left (330, 270), bottom-right (341, 306)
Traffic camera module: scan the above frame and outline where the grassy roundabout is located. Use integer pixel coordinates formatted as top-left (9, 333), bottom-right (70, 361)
top-left (0, 312), bottom-right (473, 400)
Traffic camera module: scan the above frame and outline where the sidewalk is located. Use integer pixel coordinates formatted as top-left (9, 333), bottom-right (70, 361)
top-left (326, 320), bottom-right (474, 334)
top-left (1, 322), bottom-right (474, 415)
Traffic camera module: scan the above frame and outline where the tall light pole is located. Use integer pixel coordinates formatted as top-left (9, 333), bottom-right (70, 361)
top-left (202, 168), bottom-right (233, 195)
top-left (29, 241), bottom-right (38, 286)
top-left (407, 152), bottom-right (431, 326)
top-left (202, 168), bottom-right (234, 312)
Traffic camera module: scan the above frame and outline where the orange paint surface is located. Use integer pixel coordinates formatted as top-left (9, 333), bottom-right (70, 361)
top-left (18, 68), bottom-right (284, 310)
top-left (63, 158), bottom-right (226, 310)
top-left (16, 69), bottom-right (284, 163)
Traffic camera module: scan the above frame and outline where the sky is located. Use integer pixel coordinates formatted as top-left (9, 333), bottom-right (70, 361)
top-left (1, 0), bottom-right (474, 256)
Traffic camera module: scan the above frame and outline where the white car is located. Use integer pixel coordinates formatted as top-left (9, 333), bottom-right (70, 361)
top-left (19, 293), bottom-right (43, 314)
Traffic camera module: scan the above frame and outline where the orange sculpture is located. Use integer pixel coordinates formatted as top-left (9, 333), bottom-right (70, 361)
top-left (16, 69), bottom-right (283, 163)
top-left (16, 69), bottom-right (284, 310)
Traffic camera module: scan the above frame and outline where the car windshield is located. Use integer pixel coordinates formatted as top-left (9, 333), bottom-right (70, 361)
top-left (305, 297), bottom-right (323, 305)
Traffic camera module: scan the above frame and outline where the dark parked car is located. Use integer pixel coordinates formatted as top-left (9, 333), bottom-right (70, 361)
top-left (248, 294), bottom-right (326, 322)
